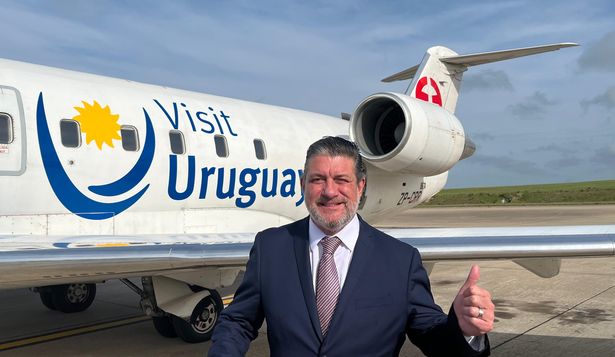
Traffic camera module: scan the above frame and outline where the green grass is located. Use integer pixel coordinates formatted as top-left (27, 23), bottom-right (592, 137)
top-left (421, 180), bottom-right (615, 206)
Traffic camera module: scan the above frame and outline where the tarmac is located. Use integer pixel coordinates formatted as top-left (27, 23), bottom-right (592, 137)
top-left (1, 204), bottom-right (614, 356)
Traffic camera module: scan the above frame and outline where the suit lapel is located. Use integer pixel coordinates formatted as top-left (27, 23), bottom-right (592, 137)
top-left (328, 219), bottom-right (374, 333)
top-left (292, 217), bottom-right (323, 342)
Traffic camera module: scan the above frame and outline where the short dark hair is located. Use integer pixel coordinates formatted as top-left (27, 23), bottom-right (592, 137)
top-left (304, 136), bottom-right (367, 183)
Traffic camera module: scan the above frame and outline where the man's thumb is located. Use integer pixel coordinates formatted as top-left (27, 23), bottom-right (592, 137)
top-left (460, 265), bottom-right (480, 292)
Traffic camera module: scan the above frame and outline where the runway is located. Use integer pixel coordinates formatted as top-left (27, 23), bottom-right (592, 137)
top-left (1, 205), bottom-right (614, 356)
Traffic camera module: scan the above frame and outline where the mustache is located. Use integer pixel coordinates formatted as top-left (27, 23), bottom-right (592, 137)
top-left (316, 198), bottom-right (347, 205)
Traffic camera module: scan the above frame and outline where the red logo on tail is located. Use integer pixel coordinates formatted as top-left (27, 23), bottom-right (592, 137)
top-left (415, 77), bottom-right (442, 106)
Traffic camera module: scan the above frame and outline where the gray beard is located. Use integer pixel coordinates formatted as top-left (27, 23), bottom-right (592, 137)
top-left (307, 201), bottom-right (358, 235)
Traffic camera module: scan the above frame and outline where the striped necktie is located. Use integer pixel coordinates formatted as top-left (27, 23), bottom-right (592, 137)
top-left (316, 236), bottom-right (342, 336)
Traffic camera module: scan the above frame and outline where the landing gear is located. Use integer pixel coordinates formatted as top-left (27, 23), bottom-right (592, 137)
top-left (123, 276), bottom-right (227, 343)
top-left (170, 291), bottom-right (224, 343)
top-left (38, 283), bottom-right (97, 313)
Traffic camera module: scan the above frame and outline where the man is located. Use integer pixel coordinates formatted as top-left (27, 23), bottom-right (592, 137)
top-left (209, 137), bottom-right (494, 356)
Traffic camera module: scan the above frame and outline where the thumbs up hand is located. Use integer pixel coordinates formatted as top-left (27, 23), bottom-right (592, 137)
top-left (452, 265), bottom-right (495, 336)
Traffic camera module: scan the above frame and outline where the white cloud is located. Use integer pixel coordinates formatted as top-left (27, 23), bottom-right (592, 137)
top-left (508, 91), bottom-right (557, 119)
top-left (463, 70), bottom-right (514, 92)
top-left (581, 87), bottom-right (615, 111)
top-left (579, 31), bottom-right (615, 72)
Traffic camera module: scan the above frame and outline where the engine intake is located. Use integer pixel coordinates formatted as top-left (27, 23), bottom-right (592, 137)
top-left (350, 92), bottom-right (468, 176)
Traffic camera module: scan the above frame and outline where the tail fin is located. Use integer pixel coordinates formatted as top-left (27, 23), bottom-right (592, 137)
top-left (382, 43), bottom-right (578, 114)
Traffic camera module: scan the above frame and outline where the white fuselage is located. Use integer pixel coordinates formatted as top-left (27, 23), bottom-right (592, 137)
top-left (0, 59), bottom-right (440, 236)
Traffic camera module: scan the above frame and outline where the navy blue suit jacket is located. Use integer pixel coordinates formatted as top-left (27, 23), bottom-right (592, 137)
top-left (210, 217), bottom-right (490, 356)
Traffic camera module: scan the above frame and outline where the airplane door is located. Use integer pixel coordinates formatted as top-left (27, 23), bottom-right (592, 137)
top-left (0, 86), bottom-right (25, 175)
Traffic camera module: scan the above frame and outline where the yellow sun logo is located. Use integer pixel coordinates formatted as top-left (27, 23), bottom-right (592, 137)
top-left (73, 100), bottom-right (121, 149)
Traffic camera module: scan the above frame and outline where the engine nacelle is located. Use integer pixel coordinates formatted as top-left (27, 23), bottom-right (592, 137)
top-left (349, 92), bottom-right (467, 176)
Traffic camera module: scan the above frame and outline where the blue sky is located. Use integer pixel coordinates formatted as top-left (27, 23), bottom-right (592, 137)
top-left (0, 0), bottom-right (614, 188)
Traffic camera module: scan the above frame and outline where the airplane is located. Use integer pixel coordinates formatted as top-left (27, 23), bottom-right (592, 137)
top-left (1, 42), bottom-right (614, 343)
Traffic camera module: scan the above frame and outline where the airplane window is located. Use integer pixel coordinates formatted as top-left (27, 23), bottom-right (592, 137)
top-left (253, 139), bottom-right (266, 160)
top-left (169, 130), bottom-right (185, 155)
top-left (214, 135), bottom-right (228, 158)
top-left (120, 125), bottom-right (140, 151)
top-left (0, 113), bottom-right (13, 144)
top-left (60, 119), bottom-right (81, 148)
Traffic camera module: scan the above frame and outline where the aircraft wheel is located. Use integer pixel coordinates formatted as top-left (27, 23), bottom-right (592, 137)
top-left (39, 291), bottom-right (56, 310)
top-left (152, 316), bottom-right (177, 338)
top-left (50, 283), bottom-right (96, 313)
top-left (172, 290), bottom-right (223, 343)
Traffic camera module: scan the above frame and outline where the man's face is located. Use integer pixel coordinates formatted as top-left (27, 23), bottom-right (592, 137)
top-left (302, 154), bottom-right (366, 235)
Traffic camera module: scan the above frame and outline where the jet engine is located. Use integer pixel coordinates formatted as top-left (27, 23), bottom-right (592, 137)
top-left (349, 92), bottom-right (474, 176)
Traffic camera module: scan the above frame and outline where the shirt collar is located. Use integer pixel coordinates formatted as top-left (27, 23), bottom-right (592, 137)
top-left (309, 214), bottom-right (360, 252)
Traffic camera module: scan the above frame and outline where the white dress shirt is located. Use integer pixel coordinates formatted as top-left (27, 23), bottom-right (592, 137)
top-left (308, 214), bottom-right (360, 292)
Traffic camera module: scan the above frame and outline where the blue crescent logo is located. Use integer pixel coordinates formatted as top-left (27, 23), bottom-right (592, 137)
top-left (36, 93), bottom-right (155, 220)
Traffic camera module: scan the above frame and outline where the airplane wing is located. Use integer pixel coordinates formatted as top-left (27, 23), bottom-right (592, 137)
top-left (0, 233), bottom-right (255, 289)
top-left (2, 225), bottom-right (614, 289)
top-left (385, 225), bottom-right (615, 277)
